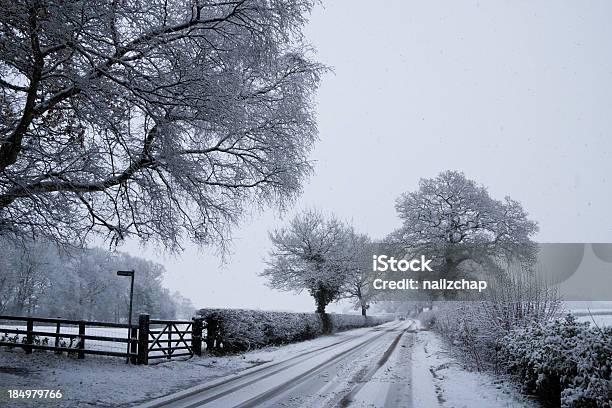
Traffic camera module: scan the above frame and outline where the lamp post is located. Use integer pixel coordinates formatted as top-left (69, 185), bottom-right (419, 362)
top-left (117, 270), bottom-right (135, 364)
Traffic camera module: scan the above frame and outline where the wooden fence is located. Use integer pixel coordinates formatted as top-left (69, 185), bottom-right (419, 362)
top-left (0, 314), bottom-right (204, 365)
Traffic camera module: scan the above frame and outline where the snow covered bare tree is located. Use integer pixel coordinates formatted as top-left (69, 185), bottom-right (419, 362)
top-left (391, 172), bottom-right (552, 368)
top-left (0, 0), bottom-right (324, 249)
top-left (393, 171), bottom-right (537, 246)
top-left (391, 170), bottom-right (538, 281)
top-left (261, 209), bottom-right (353, 314)
top-left (341, 231), bottom-right (379, 316)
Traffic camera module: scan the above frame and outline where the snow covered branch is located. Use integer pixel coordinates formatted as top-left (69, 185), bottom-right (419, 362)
top-left (0, 0), bottom-right (324, 250)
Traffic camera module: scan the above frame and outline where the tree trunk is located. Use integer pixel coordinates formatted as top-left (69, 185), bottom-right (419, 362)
top-left (313, 285), bottom-right (329, 314)
top-left (313, 287), bottom-right (333, 333)
top-left (361, 305), bottom-right (367, 316)
top-left (315, 296), bottom-right (326, 314)
top-left (319, 312), bottom-right (332, 334)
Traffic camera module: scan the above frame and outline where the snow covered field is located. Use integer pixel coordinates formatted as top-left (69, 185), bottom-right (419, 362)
top-left (1, 325), bottom-right (129, 353)
top-left (575, 314), bottom-right (612, 327)
top-left (0, 320), bottom-right (538, 407)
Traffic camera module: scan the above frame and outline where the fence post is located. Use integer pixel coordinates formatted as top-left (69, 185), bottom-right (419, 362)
top-left (205, 317), bottom-right (217, 351)
top-left (130, 327), bottom-right (138, 364)
top-left (25, 318), bottom-right (33, 354)
top-left (78, 321), bottom-right (85, 359)
top-left (54, 319), bottom-right (61, 354)
top-left (192, 318), bottom-right (203, 356)
top-left (137, 314), bottom-right (149, 365)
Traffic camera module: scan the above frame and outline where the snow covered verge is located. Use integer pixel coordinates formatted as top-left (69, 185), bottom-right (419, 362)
top-left (411, 328), bottom-right (538, 407)
top-left (198, 308), bottom-right (393, 352)
top-left (424, 306), bottom-right (612, 407)
top-left (0, 323), bottom-right (388, 408)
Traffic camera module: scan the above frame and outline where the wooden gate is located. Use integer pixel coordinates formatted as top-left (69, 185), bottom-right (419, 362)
top-left (148, 319), bottom-right (192, 361)
top-left (136, 314), bottom-right (204, 365)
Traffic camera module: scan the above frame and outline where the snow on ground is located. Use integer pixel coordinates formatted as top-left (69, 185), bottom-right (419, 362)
top-left (0, 324), bottom-right (388, 408)
top-left (0, 347), bottom-right (254, 407)
top-left (410, 329), bottom-right (538, 408)
top-left (0, 322), bottom-right (538, 408)
top-left (348, 323), bottom-right (416, 407)
top-left (575, 314), bottom-right (612, 327)
top-left (565, 305), bottom-right (612, 327)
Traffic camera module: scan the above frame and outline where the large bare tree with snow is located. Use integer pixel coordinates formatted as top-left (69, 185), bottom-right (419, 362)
top-left (0, 0), bottom-right (323, 249)
top-left (391, 171), bottom-right (538, 280)
top-left (261, 209), bottom-right (354, 314)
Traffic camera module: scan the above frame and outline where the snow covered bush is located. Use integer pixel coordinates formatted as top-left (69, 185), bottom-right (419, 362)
top-left (199, 309), bottom-right (322, 352)
top-left (498, 315), bottom-right (612, 407)
top-left (198, 309), bottom-right (391, 353)
top-left (329, 314), bottom-right (389, 331)
top-left (432, 302), bottom-right (503, 369)
top-left (431, 268), bottom-right (560, 370)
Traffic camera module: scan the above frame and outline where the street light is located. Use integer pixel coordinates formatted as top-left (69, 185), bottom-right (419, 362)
top-left (117, 270), bottom-right (135, 364)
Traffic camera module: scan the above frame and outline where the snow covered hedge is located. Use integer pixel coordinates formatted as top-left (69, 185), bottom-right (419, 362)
top-left (329, 314), bottom-right (389, 331)
top-left (498, 315), bottom-right (612, 407)
top-left (197, 309), bottom-right (391, 353)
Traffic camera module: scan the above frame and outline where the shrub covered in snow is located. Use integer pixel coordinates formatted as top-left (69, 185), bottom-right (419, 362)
top-left (432, 303), bottom-right (504, 369)
top-left (431, 292), bottom-right (559, 370)
top-left (328, 314), bottom-right (389, 332)
top-left (198, 309), bottom-right (391, 353)
top-left (498, 315), bottom-right (612, 407)
top-left (199, 309), bottom-right (322, 352)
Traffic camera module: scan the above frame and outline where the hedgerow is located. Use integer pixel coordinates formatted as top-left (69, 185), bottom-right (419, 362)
top-left (498, 315), bottom-right (612, 407)
top-left (197, 309), bottom-right (392, 353)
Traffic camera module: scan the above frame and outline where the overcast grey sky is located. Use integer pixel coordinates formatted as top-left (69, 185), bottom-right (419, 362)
top-left (124, 0), bottom-right (612, 312)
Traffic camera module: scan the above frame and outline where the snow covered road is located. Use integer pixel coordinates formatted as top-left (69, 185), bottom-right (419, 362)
top-left (137, 320), bottom-right (416, 408)
top-left (1, 319), bottom-right (535, 407)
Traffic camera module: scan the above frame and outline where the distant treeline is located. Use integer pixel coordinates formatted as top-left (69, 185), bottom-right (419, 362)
top-left (0, 240), bottom-right (194, 322)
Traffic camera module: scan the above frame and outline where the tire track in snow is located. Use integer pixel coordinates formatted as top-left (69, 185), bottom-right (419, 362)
top-left (137, 322), bottom-right (404, 408)
top-left (226, 324), bottom-right (406, 408)
top-left (336, 322), bottom-right (413, 407)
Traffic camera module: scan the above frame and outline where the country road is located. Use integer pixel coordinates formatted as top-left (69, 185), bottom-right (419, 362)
top-left (136, 321), bottom-right (417, 408)
top-left (1, 319), bottom-right (533, 408)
